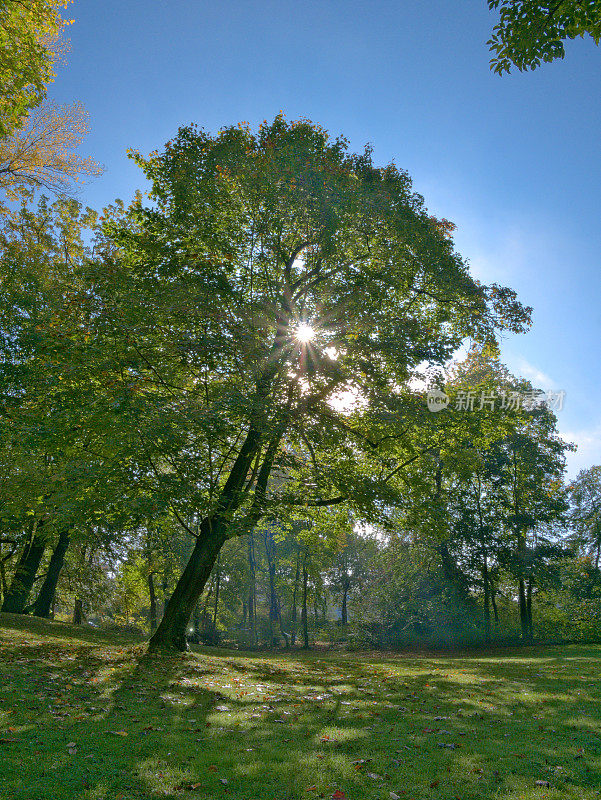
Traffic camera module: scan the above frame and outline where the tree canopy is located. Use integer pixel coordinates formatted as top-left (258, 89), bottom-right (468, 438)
top-left (0, 0), bottom-right (73, 136)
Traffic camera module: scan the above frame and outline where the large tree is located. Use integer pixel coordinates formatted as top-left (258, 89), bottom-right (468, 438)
top-left (90, 116), bottom-right (530, 650)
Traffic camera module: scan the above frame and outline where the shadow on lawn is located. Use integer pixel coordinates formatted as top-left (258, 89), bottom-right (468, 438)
top-left (0, 611), bottom-right (145, 646)
top-left (4, 644), bottom-right (220, 800)
top-left (166, 647), bottom-right (601, 800)
top-left (3, 625), bottom-right (601, 800)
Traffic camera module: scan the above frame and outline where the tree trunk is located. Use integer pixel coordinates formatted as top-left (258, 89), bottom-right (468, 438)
top-left (517, 526), bottom-right (531, 643)
top-left (1, 521), bottom-right (46, 613)
top-left (290, 548), bottom-right (300, 646)
top-left (248, 532), bottom-right (256, 646)
top-left (148, 571), bottom-right (158, 631)
top-left (341, 577), bottom-right (350, 625)
top-left (32, 529), bottom-right (70, 618)
top-left (526, 576), bottom-right (534, 640)
top-left (482, 553), bottom-right (491, 645)
top-left (148, 395), bottom-right (286, 652)
top-left (213, 555), bottom-right (221, 626)
top-left (491, 587), bottom-right (499, 628)
top-left (518, 576), bottom-right (530, 642)
top-left (264, 526), bottom-right (280, 647)
top-left (148, 519), bottom-right (227, 651)
top-left (301, 555), bottom-right (309, 649)
top-left (0, 554), bottom-right (7, 604)
top-left (73, 598), bottom-right (84, 625)
top-left (192, 600), bottom-right (201, 640)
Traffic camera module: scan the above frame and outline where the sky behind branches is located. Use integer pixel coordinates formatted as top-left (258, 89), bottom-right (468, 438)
top-left (52, 0), bottom-right (601, 475)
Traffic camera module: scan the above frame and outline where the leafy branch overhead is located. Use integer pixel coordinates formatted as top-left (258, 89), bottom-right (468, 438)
top-left (488, 0), bottom-right (601, 73)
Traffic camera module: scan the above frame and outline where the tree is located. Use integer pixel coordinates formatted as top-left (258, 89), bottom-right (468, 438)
top-left (88, 115), bottom-right (529, 651)
top-left (488, 0), bottom-right (601, 74)
top-left (0, 102), bottom-right (101, 202)
top-left (0, 0), bottom-right (73, 137)
top-left (569, 466), bottom-right (601, 568)
top-left (327, 520), bottom-right (375, 626)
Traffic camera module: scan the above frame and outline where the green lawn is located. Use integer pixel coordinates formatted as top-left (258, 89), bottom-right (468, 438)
top-left (0, 614), bottom-right (600, 800)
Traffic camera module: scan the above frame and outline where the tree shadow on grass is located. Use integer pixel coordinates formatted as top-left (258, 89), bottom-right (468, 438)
top-left (3, 628), bottom-right (601, 800)
top-left (0, 611), bottom-right (145, 647)
top-left (2, 643), bottom-right (221, 800)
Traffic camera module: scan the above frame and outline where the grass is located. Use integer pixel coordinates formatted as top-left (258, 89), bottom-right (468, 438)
top-left (0, 614), bottom-right (600, 799)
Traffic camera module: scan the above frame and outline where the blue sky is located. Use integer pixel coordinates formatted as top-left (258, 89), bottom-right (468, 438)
top-left (50, 0), bottom-right (601, 476)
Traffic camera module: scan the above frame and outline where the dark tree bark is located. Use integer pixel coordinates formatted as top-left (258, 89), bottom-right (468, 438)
top-left (212, 554), bottom-right (221, 626)
top-left (301, 554), bottom-right (309, 649)
top-left (482, 553), bottom-right (491, 645)
top-left (517, 526), bottom-right (531, 643)
top-left (73, 598), bottom-right (84, 625)
top-left (475, 480), bottom-right (491, 644)
top-left (290, 548), bottom-right (300, 646)
top-left (512, 454), bottom-right (531, 644)
top-left (248, 531), bottom-right (256, 645)
top-left (148, 521), bottom-right (227, 651)
top-left (148, 571), bottom-right (158, 631)
top-left (341, 576), bottom-right (350, 625)
top-left (148, 406), bottom-right (286, 652)
top-left (1, 521), bottom-right (46, 613)
top-left (526, 576), bottom-right (534, 640)
top-left (264, 526), bottom-right (280, 647)
top-left (491, 587), bottom-right (499, 628)
top-left (518, 576), bottom-right (530, 641)
top-left (0, 557), bottom-right (6, 605)
top-left (192, 600), bottom-right (201, 640)
top-left (32, 529), bottom-right (70, 618)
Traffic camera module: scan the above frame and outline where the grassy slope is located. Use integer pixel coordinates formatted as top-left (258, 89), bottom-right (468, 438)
top-left (0, 614), bottom-right (600, 800)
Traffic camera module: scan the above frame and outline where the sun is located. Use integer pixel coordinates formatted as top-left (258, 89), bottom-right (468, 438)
top-left (295, 323), bottom-right (315, 343)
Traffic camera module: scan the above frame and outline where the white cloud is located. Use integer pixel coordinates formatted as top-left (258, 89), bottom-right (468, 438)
top-left (560, 423), bottom-right (601, 478)
top-left (512, 357), bottom-right (557, 391)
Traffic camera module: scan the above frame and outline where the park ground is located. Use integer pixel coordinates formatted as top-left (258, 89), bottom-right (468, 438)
top-left (0, 614), bottom-right (600, 800)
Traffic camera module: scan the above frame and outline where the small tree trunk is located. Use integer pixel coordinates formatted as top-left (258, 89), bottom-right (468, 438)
top-left (518, 577), bottom-right (530, 642)
top-left (248, 532), bottom-right (256, 645)
top-left (341, 577), bottom-right (350, 625)
top-left (482, 553), bottom-right (491, 645)
top-left (32, 529), bottom-right (70, 618)
top-left (213, 555), bottom-right (221, 626)
top-left (491, 587), bottom-right (499, 628)
top-left (516, 524), bottom-right (531, 643)
top-left (0, 553), bottom-right (8, 604)
top-left (301, 555), bottom-right (309, 650)
top-left (290, 549), bottom-right (300, 646)
top-left (1, 521), bottom-right (46, 613)
top-left (148, 572), bottom-right (158, 631)
top-left (73, 598), bottom-right (84, 625)
top-left (526, 576), bottom-right (534, 640)
top-left (264, 527), bottom-right (280, 647)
